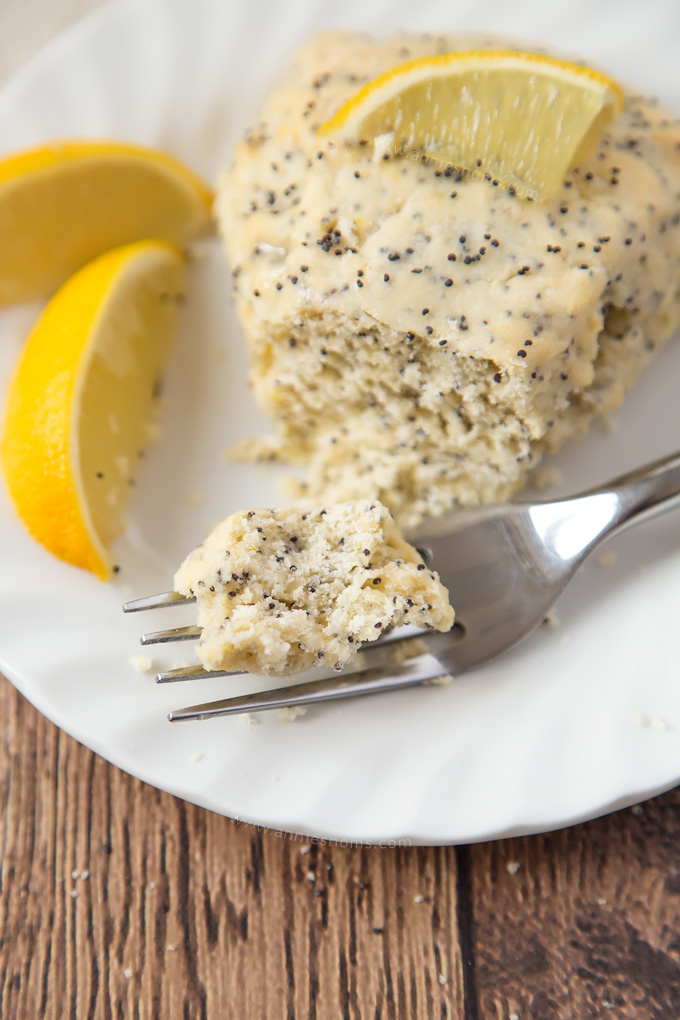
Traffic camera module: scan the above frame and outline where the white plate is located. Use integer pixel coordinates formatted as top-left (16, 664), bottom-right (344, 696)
top-left (1, 0), bottom-right (679, 845)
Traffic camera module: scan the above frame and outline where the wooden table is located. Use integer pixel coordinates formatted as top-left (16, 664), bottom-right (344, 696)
top-left (3, 4), bottom-right (680, 1017)
top-left (2, 674), bottom-right (680, 1020)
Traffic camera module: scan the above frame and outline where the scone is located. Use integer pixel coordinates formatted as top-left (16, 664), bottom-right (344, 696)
top-left (217, 31), bottom-right (680, 527)
top-left (174, 500), bottom-right (453, 676)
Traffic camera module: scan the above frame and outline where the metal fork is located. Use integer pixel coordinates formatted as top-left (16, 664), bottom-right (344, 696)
top-left (123, 451), bottom-right (680, 722)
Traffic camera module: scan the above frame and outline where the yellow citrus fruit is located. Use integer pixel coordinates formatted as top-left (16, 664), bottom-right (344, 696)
top-left (1, 240), bottom-right (186, 579)
top-left (0, 140), bottom-right (211, 306)
top-left (318, 49), bottom-right (624, 199)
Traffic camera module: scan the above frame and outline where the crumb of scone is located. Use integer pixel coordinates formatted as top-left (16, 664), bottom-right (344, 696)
top-left (171, 658), bottom-right (193, 670)
top-left (239, 712), bottom-right (261, 725)
top-left (428, 673), bottom-right (454, 686)
top-left (528, 465), bottom-right (563, 491)
top-left (635, 714), bottom-right (672, 732)
top-left (543, 609), bottom-right (560, 629)
top-left (174, 499), bottom-right (454, 676)
top-left (218, 31), bottom-right (680, 527)
top-left (128, 654), bottom-right (155, 673)
top-left (597, 551), bottom-right (617, 567)
top-left (277, 705), bottom-right (307, 721)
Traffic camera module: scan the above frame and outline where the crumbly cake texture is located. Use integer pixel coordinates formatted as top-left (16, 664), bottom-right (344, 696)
top-left (174, 500), bottom-right (454, 676)
top-left (217, 31), bottom-right (680, 527)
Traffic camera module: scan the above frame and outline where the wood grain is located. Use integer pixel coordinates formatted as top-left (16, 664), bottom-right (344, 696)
top-left (0, 676), bottom-right (467, 1020)
top-left (467, 794), bottom-right (680, 1020)
top-left (3, 672), bottom-right (680, 1020)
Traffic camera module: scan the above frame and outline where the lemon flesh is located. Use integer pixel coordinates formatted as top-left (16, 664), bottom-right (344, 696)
top-left (1, 240), bottom-right (186, 579)
top-left (319, 50), bottom-right (624, 200)
top-left (0, 140), bottom-right (211, 306)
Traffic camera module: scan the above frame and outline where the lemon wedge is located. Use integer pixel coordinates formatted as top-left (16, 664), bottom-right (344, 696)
top-left (0, 140), bottom-right (211, 306)
top-left (1, 239), bottom-right (186, 579)
top-left (318, 50), bottom-right (624, 199)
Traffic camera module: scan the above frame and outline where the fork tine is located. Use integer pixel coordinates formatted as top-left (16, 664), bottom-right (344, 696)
top-left (123, 591), bottom-right (195, 613)
top-left (141, 621), bottom-right (429, 653)
top-left (156, 664), bottom-right (245, 684)
top-left (141, 625), bottom-right (201, 646)
top-left (168, 652), bottom-right (448, 721)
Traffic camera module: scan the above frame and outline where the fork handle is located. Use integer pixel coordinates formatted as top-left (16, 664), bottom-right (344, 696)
top-left (592, 450), bottom-right (680, 536)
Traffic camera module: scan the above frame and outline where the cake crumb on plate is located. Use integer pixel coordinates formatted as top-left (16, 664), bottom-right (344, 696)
top-left (529, 465), bottom-right (563, 491)
top-left (240, 712), bottom-right (260, 726)
top-left (128, 654), bottom-right (154, 673)
top-left (174, 500), bottom-right (453, 677)
top-left (278, 705), bottom-right (307, 722)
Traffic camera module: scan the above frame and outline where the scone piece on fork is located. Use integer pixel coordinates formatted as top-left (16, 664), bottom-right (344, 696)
top-left (174, 499), bottom-right (454, 677)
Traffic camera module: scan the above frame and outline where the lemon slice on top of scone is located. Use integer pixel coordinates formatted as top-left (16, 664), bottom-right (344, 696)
top-left (318, 49), bottom-right (624, 199)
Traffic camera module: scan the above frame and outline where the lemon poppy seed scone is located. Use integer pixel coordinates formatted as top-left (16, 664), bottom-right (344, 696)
top-left (218, 32), bottom-right (680, 526)
top-left (174, 500), bottom-right (454, 677)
